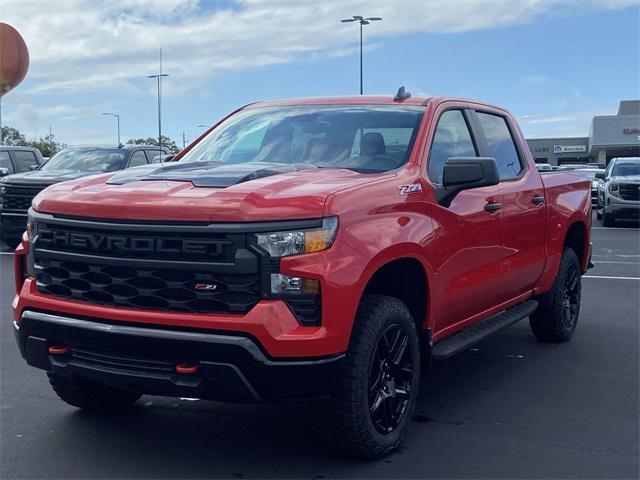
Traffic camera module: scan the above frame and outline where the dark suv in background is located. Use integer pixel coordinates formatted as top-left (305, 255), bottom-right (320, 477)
top-left (0, 146), bottom-right (45, 177)
top-left (0, 145), bottom-right (167, 248)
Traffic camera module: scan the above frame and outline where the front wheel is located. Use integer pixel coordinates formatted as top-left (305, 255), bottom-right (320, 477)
top-left (530, 248), bottom-right (581, 342)
top-left (318, 295), bottom-right (420, 459)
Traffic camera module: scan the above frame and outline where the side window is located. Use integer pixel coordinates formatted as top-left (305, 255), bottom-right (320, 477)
top-left (0, 151), bottom-right (14, 174)
top-left (145, 149), bottom-right (162, 163)
top-left (12, 150), bottom-right (39, 173)
top-left (476, 112), bottom-right (523, 180)
top-left (428, 110), bottom-right (477, 184)
top-left (128, 150), bottom-right (148, 168)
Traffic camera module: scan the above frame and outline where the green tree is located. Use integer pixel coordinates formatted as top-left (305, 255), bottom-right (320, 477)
top-left (1, 125), bottom-right (66, 157)
top-left (1, 126), bottom-right (28, 146)
top-left (28, 133), bottom-right (67, 158)
top-left (126, 135), bottom-right (181, 154)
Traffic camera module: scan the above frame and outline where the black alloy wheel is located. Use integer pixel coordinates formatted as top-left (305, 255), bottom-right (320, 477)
top-left (368, 323), bottom-right (414, 435)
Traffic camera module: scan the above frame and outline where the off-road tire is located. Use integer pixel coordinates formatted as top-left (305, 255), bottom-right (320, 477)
top-left (602, 211), bottom-right (615, 227)
top-left (318, 294), bottom-right (421, 459)
top-left (530, 247), bottom-right (581, 342)
top-left (48, 373), bottom-right (141, 412)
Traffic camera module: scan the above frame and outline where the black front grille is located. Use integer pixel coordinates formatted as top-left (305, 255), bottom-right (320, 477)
top-left (30, 213), bottom-right (322, 324)
top-left (35, 257), bottom-right (261, 313)
top-left (618, 184), bottom-right (640, 201)
top-left (36, 222), bottom-right (241, 263)
top-left (1, 184), bottom-right (47, 211)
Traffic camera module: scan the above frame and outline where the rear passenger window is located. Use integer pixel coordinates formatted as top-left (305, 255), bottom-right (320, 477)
top-left (428, 110), bottom-right (477, 184)
top-left (0, 151), bottom-right (14, 174)
top-left (128, 150), bottom-right (148, 168)
top-left (12, 150), bottom-right (39, 173)
top-left (476, 112), bottom-right (522, 180)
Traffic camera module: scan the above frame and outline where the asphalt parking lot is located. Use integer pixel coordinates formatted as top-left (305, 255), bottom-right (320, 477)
top-left (1, 214), bottom-right (638, 479)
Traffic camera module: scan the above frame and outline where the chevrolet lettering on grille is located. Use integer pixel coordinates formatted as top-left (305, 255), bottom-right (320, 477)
top-left (37, 229), bottom-right (230, 256)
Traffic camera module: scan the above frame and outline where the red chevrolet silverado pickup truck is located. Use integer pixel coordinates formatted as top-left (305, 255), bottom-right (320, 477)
top-left (12, 93), bottom-right (592, 458)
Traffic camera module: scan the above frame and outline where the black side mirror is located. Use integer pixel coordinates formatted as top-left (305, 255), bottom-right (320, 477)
top-left (29, 164), bottom-right (40, 170)
top-left (0, 167), bottom-right (9, 177)
top-left (595, 172), bottom-right (605, 180)
top-left (438, 157), bottom-right (500, 207)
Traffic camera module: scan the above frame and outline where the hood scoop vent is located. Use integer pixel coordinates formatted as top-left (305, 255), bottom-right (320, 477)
top-left (107, 161), bottom-right (317, 187)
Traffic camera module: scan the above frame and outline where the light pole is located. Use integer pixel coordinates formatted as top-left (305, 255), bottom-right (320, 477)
top-left (101, 112), bottom-right (120, 146)
top-left (340, 15), bottom-right (382, 95)
top-left (147, 48), bottom-right (169, 153)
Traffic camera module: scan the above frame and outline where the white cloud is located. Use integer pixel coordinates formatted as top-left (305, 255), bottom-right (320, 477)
top-left (517, 108), bottom-right (616, 138)
top-left (4, 103), bottom-right (105, 129)
top-left (2, 0), bottom-right (638, 97)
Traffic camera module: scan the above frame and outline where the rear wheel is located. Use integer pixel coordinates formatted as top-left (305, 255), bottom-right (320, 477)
top-left (318, 295), bottom-right (420, 459)
top-left (530, 248), bottom-right (581, 342)
top-left (48, 373), bottom-right (142, 412)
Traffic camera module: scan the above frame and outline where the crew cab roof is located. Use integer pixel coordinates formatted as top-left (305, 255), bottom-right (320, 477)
top-left (246, 95), bottom-right (508, 113)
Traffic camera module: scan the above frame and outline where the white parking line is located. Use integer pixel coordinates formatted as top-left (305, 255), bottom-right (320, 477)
top-left (583, 275), bottom-right (640, 280)
top-left (593, 261), bottom-right (640, 265)
top-left (592, 226), bottom-right (640, 230)
top-left (0, 251), bottom-right (14, 255)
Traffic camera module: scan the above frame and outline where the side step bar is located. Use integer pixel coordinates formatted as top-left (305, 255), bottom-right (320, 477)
top-left (432, 300), bottom-right (539, 359)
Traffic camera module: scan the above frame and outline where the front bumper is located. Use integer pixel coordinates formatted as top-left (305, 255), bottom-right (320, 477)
top-left (604, 200), bottom-right (640, 219)
top-left (15, 310), bottom-right (344, 402)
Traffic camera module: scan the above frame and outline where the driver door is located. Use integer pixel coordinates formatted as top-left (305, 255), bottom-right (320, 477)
top-left (425, 107), bottom-right (507, 336)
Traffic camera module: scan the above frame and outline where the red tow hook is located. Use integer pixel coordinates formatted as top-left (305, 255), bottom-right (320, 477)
top-left (48, 345), bottom-right (70, 355)
top-left (175, 363), bottom-right (199, 374)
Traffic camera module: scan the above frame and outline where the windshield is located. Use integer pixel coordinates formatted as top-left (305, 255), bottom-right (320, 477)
top-left (40, 148), bottom-right (126, 173)
top-left (611, 162), bottom-right (640, 177)
top-left (180, 105), bottom-right (425, 172)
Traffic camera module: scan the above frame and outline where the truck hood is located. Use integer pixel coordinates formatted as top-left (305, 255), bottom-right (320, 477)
top-left (0, 169), bottom-right (100, 187)
top-left (33, 162), bottom-right (389, 222)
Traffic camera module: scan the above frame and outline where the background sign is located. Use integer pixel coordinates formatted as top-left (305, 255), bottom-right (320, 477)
top-left (553, 145), bottom-right (587, 154)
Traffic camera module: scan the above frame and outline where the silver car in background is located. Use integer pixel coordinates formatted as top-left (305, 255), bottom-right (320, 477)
top-left (596, 157), bottom-right (640, 227)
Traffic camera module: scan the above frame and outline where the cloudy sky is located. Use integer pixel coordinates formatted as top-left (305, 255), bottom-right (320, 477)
top-left (2, 0), bottom-right (639, 146)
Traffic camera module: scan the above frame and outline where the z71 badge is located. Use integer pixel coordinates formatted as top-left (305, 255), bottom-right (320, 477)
top-left (398, 183), bottom-right (423, 196)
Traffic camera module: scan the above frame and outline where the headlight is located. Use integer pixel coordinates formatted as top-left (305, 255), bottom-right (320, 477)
top-left (26, 215), bottom-right (37, 241)
top-left (255, 217), bottom-right (338, 257)
top-left (609, 183), bottom-right (619, 194)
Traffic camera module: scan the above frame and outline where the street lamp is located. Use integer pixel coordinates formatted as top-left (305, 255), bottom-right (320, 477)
top-left (340, 15), bottom-right (382, 95)
top-left (147, 48), bottom-right (169, 153)
top-left (101, 112), bottom-right (120, 146)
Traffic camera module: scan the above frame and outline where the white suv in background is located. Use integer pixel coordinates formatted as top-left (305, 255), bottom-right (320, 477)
top-left (596, 157), bottom-right (640, 227)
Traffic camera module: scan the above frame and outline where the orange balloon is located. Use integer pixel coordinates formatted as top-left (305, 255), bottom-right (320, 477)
top-left (0, 22), bottom-right (30, 98)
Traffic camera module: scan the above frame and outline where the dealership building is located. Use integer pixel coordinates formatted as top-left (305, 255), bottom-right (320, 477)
top-left (526, 100), bottom-right (640, 166)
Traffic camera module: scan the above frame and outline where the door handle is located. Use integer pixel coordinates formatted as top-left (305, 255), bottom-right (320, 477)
top-left (532, 195), bottom-right (545, 205)
top-left (484, 202), bottom-right (502, 212)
